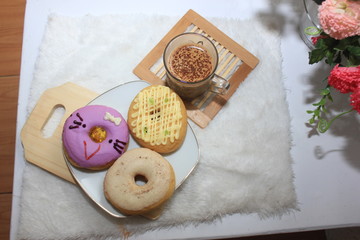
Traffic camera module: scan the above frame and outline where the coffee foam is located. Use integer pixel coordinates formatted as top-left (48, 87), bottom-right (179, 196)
top-left (169, 44), bottom-right (212, 82)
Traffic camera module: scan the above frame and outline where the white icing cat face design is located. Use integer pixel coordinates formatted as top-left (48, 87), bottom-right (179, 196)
top-left (68, 111), bottom-right (127, 158)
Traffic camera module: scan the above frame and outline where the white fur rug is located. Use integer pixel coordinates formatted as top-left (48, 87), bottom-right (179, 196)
top-left (17, 14), bottom-right (297, 239)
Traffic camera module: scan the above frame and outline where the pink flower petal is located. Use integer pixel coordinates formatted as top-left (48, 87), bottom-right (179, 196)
top-left (318, 0), bottom-right (360, 40)
top-left (328, 65), bottom-right (360, 93)
top-left (350, 88), bottom-right (360, 114)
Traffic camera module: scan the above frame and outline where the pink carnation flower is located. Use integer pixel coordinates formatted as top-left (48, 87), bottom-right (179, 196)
top-left (328, 64), bottom-right (360, 93)
top-left (318, 0), bottom-right (360, 40)
top-left (350, 88), bottom-right (360, 113)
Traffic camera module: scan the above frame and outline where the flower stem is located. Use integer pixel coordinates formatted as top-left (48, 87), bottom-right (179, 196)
top-left (317, 109), bottom-right (354, 133)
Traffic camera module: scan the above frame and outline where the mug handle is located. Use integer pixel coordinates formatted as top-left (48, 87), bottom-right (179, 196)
top-left (210, 74), bottom-right (230, 95)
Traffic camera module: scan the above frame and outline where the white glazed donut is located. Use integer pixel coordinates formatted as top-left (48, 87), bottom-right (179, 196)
top-left (104, 148), bottom-right (175, 215)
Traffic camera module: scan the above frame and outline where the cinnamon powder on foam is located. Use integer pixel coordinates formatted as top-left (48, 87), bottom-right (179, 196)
top-left (169, 44), bottom-right (213, 82)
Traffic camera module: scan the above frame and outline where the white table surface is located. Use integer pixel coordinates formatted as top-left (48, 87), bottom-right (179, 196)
top-left (11, 0), bottom-right (360, 239)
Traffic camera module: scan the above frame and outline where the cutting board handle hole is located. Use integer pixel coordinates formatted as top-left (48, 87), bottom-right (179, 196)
top-left (42, 104), bottom-right (66, 138)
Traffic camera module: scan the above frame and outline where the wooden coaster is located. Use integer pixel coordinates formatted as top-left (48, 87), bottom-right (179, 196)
top-left (133, 9), bottom-right (259, 128)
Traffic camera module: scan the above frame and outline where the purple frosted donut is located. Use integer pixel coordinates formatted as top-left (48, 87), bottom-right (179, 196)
top-left (62, 105), bottom-right (129, 170)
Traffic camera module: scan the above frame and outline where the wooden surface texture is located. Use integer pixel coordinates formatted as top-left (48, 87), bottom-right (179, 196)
top-left (0, 0), bottom-right (25, 238)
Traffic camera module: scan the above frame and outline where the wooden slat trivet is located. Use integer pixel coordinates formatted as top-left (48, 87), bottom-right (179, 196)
top-left (133, 9), bottom-right (259, 128)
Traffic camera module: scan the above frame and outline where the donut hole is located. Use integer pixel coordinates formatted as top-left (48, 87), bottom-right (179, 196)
top-left (134, 174), bottom-right (148, 186)
top-left (89, 126), bottom-right (107, 143)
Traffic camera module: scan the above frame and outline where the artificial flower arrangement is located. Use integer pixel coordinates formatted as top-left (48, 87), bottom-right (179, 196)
top-left (307, 0), bottom-right (360, 133)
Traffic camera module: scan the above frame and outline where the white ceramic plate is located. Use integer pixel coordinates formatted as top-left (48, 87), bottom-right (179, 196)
top-left (64, 80), bottom-right (199, 218)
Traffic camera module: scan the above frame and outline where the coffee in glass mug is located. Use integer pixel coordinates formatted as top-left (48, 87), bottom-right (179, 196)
top-left (163, 33), bottom-right (230, 100)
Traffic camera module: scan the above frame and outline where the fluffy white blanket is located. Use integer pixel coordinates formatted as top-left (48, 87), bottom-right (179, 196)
top-left (17, 13), bottom-right (297, 239)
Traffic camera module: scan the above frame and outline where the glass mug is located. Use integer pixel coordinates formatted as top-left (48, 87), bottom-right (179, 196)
top-left (163, 33), bottom-right (230, 100)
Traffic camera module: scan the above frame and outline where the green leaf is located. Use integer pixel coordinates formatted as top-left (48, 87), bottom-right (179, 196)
top-left (347, 46), bottom-right (360, 57)
top-left (322, 37), bottom-right (338, 48)
top-left (313, 97), bottom-right (326, 106)
top-left (309, 49), bottom-right (327, 64)
top-left (327, 93), bottom-right (333, 102)
top-left (334, 40), bottom-right (348, 51)
top-left (314, 38), bottom-right (328, 50)
top-left (307, 110), bottom-right (314, 114)
top-left (344, 46), bottom-right (360, 66)
top-left (325, 50), bottom-right (335, 65)
top-left (320, 88), bottom-right (330, 95)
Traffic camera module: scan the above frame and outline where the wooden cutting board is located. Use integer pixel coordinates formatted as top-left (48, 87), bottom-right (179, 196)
top-left (20, 82), bottom-right (98, 183)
